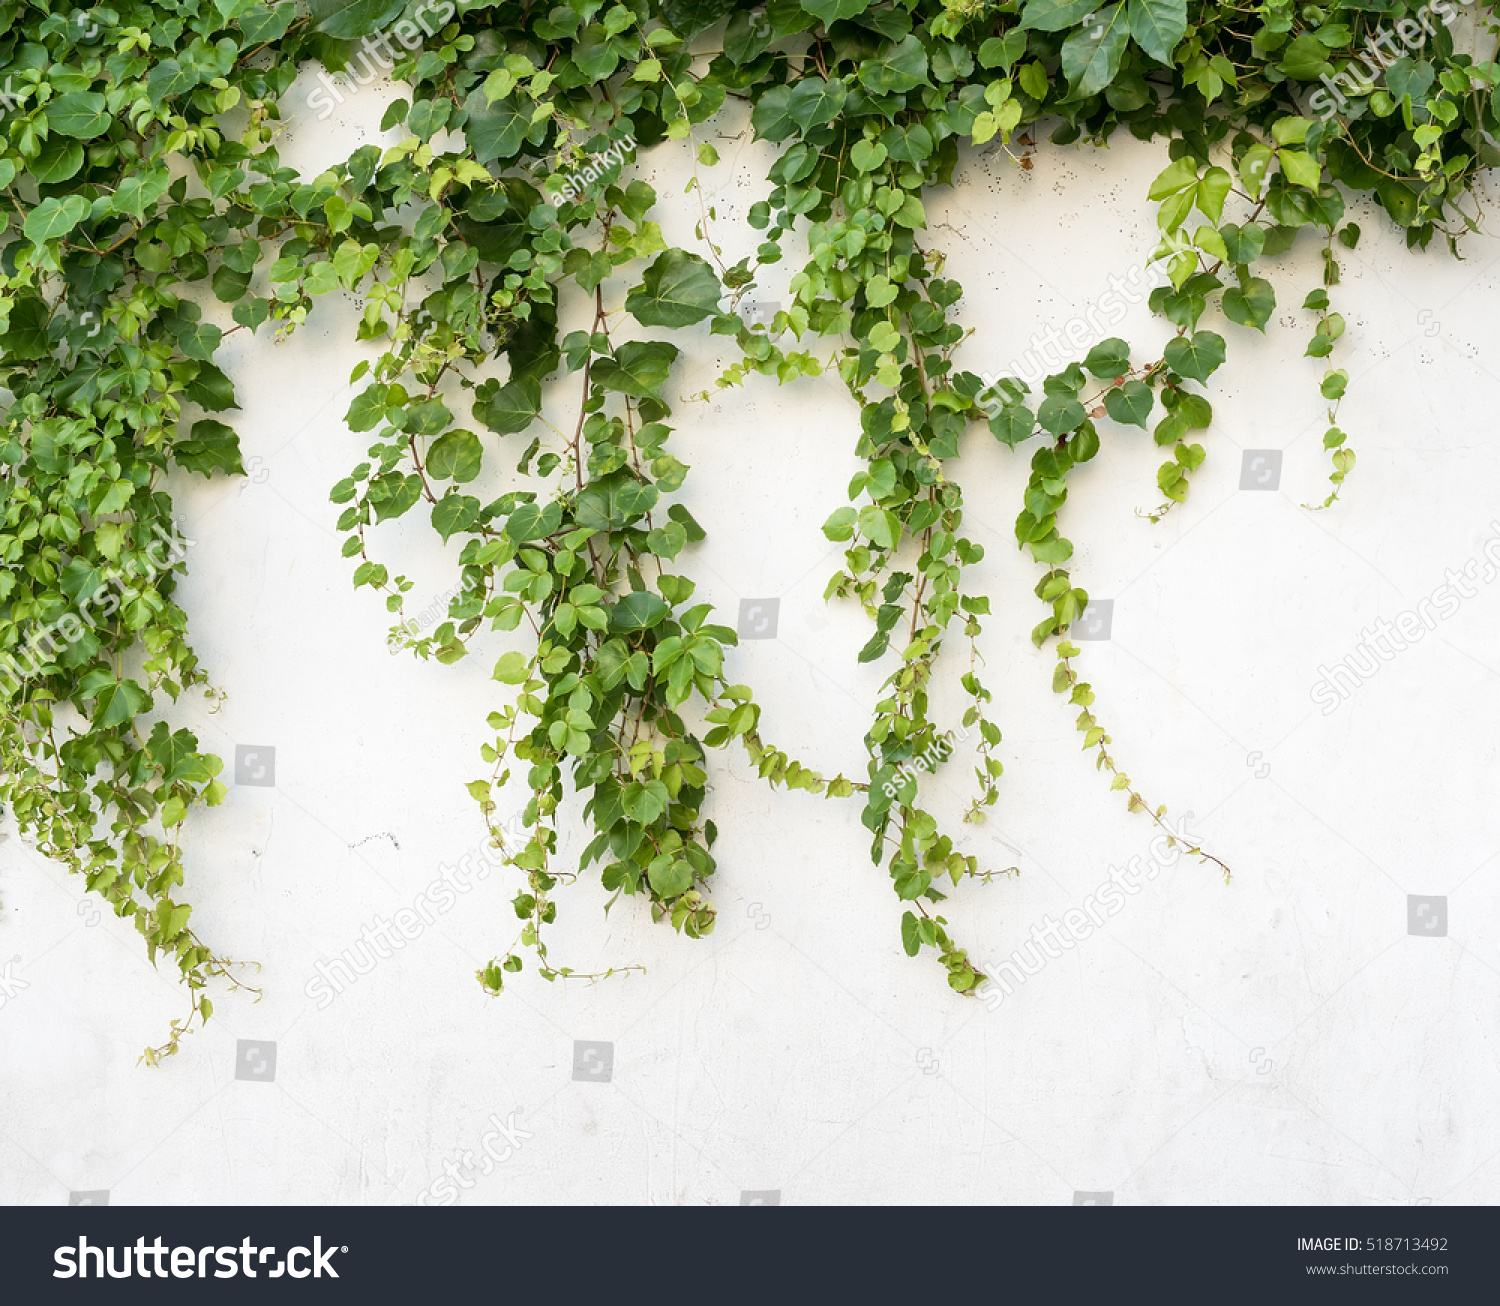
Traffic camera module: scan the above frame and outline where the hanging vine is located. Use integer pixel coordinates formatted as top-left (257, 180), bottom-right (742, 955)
top-left (2, 0), bottom-right (1495, 1052)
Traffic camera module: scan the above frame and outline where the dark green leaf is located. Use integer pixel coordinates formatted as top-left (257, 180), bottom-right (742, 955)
top-left (1126, 0), bottom-right (1187, 64)
top-left (625, 250), bottom-right (722, 328)
top-left (1020, 0), bottom-right (1097, 31)
top-left (173, 319), bottom-right (222, 362)
top-left (786, 76), bottom-right (848, 129)
top-left (858, 35), bottom-right (929, 95)
top-left (1061, 4), bottom-right (1129, 98)
top-left (609, 591), bottom-right (670, 631)
top-left (1104, 379), bottom-right (1153, 428)
top-left (802, 0), bottom-right (870, 24)
top-left (463, 90), bottom-right (530, 164)
top-left (432, 493), bottom-right (481, 542)
top-left (175, 419), bottom-right (245, 477)
top-left (47, 91), bottom-right (110, 139)
top-left (1221, 277), bottom-right (1276, 332)
top-left (989, 404), bottom-right (1036, 447)
top-left (473, 378), bottom-right (542, 435)
top-left (901, 910), bottom-right (921, 957)
top-left (1083, 337), bottom-right (1131, 378)
top-left (591, 341), bottom-right (680, 397)
top-left (426, 429), bottom-right (484, 482)
top-left (31, 137), bottom-right (84, 184)
top-left (662, 0), bottom-right (740, 35)
top-left (93, 679), bottom-right (151, 729)
top-left (1164, 331), bottom-right (1227, 383)
top-left (307, 0), bottom-right (406, 40)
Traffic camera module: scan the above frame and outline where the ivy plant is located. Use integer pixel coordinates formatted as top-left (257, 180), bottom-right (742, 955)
top-left (2, 0), bottom-right (1494, 1054)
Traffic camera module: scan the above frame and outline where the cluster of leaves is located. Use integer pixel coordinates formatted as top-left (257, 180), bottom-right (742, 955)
top-left (2, 0), bottom-right (1495, 1044)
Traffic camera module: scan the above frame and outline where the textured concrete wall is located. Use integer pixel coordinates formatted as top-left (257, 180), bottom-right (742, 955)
top-left (3, 68), bottom-right (1499, 1206)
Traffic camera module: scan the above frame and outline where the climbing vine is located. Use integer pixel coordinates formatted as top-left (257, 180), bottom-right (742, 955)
top-left (2, 0), bottom-right (1495, 1053)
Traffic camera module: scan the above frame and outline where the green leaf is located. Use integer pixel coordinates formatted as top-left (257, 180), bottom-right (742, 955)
top-left (802, 0), bottom-right (869, 24)
top-left (1164, 331), bottom-right (1227, 383)
top-left (865, 274), bottom-right (898, 308)
top-left (1060, 4), bottom-right (1129, 98)
top-left (505, 500), bottom-right (563, 541)
top-left (1038, 394), bottom-right (1086, 435)
top-left (494, 651), bottom-right (530, 684)
top-left (857, 506), bottom-right (901, 551)
top-left (30, 137), bottom-right (84, 185)
top-left (1278, 32), bottom-right (1332, 81)
top-left (988, 403), bottom-right (1035, 447)
top-left (1148, 156), bottom-right (1199, 200)
top-left (1221, 277), bottom-right (1276, 332)
top-left (1083, 337), bottom-right (1131, 378)
top-left (883, 122), bottom-right (933, 163)
top-left (901, 910), bottom-right (921, 957)
top-left (1220, 222), bottom-right (1265, 265)
top-left (1271, 116), bottom-right (1312, 146)
top-left (426, 429), bottom-right (484, 482)
top-left (23, 195), bottom-right (90, 244)
top-left (463, 91), bottom-right (530, 164)
top-left (1195, 167), bottom-right (1232, 223)
top-left (473, 378), bottom-right (542, 435)
top-left (1125, 0), bottom-right (1186, 63)
top-left (0, 296), bottom-right (51, 359)
top-left (662, 0), bottom-right (740, 34)
top-left (1280, 149), bottom-right (1322, 191)
top-left (1104, 379), bottom-right (1153, 428)
top-left (146, 58), bottom-right (196, 100)
top-left (980, 30), bottom-right (1030, 69)
top-left (307, 0), bottom-right (406, 40)
top-left (212, 264), bottom-right (251, 303)
top-left (1020, 0), bottom-right (1097, 31)
top-left (367, 472), bottom-right (423, 522)
top-left (1018, 61), bottom-right (1049, 99)
top-left (591, 341), bottom-right (679, 397)
top-left (858, 35), bottom-right (929, 96)
top-left (46, 92), bottom-right (110, 140)
top-left (93, 678), bottom-right (151, 729)
top-left (786, 76), bottom-right (848, 129)
top-left (175, 420), bottom-right (245, 477)
top-left (174, 320), bottom-right (222, 362)
top-left (625, 250), bottom-right (722, 328)
top-left (1385, 57), bottom-right (1435, 106)
top-left (610, 591), bottom-right (670, 631)
top-left (241, 2), bottom-right (296, 43)
top-left (432, 493), bottom-right (480, 543)
top-left (147, 723), bottom-right (217, 786)
top-left (750, 84), bottom-right (796, 142)
top-left (647, 855), bottom-right (694, 898)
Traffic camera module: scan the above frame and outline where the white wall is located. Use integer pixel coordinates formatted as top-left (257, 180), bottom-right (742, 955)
top-left (3, 69), bottom-right (1499, 1205)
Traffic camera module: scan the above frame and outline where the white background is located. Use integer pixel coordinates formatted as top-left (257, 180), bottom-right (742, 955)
top-left (3, 62), bottom-right (1500, 1206)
